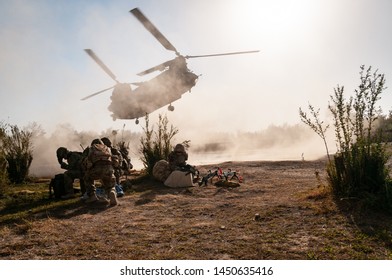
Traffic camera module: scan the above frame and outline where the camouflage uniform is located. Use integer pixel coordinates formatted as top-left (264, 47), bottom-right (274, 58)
top-left (101, 137), bottom-right (127, 197)
top-left (83, 139), bottom-right (117, 205)
top-left (56, 147), bottom-right (86, 198)
top-left (101, 137), bottom-right (123, 185)
top-left (164, 144), bottom-right (195, 187)
top-left (168, 144), bottom-right (188, 171)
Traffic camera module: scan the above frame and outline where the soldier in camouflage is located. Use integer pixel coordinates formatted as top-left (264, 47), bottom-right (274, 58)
top-left (101, 137), bottom-right (124, 197)
top-left (56, 147), bottom-right (86, 199)
top-left (168, 143), bottom-right (188, 171)
top-left (83, 139), bottom-right (117, 206)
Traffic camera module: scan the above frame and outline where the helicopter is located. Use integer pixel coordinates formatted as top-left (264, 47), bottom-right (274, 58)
top-left (82, 7), bottom-right (259, 124)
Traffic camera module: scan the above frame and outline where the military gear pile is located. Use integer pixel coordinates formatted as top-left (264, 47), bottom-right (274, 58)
top-left (198, 167), bottom-right (243, 187)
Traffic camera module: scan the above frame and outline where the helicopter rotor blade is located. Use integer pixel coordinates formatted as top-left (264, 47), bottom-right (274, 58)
top-left (185, 50), bottom-right (260, 59)
top-left (81, 85), bottom-right (115, 101)
top-left (130, 8), bottom-right (179, 54)
top-left (84, 49), bottom-right (119, 83)
top-left (137, 59), bottom-right (175, 76)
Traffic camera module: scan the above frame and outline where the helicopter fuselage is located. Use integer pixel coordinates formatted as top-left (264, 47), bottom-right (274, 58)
top-left (108, 67), bottom-right (198, 120)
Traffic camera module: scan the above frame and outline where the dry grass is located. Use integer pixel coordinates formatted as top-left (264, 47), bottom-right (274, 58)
top-left (1, 159), bottom-right (392, 260)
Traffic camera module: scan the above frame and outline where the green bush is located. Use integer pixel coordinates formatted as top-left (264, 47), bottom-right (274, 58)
top-left (0, 123), bottom-right (34, 184)
top-left (0, 153), bottom-right (8, 196)
top-left (300, 65), bottom-right (391, 205)
top-left (1, 123), bottom-right (9, 195)
top-left (139, 114), bottom-right (179, 175)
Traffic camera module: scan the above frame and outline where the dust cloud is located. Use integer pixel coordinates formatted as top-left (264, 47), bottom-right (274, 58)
top-left (186, 123), bottom-right (331, 166)
top-left (30, 118), bottom-right (332, 177)
top-left (29, 123), bottom-right (141, 178)
top-left (29, 121), bottom-right (329, 178)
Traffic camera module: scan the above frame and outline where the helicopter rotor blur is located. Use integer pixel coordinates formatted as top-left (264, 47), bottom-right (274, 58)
top-left (82, 49), bottom-right (134, 101)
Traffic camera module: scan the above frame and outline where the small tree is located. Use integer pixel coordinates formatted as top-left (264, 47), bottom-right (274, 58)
top-left (0, 122), bottom-right (9, 194)
top-left (300, 65), bottom-right (390, 202)
top-left (139, 114), bottom-right (179, 175)
top-left (0, 151), bottom-right (8, 195)
top-left (299, 104), bottom-right (331, 163)
top-left (1, 123), bottom-right (34, 184)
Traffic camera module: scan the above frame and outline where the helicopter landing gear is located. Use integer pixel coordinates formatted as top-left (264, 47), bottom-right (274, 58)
top-left (168, 104), bottom-right (175, 111)
top-left (135, 118), bottom-right (139, 125)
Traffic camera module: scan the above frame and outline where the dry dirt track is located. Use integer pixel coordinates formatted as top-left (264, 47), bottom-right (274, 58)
top-left (1, 160), bottom-right (391, 259)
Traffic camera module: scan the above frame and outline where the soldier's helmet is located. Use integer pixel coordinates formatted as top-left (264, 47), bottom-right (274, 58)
top-left (174, 144), bottom-right (185, 153)
top-left (91, 138), bottom-right (104, 145)
top-left (101, 137), bottom-right (112, 147)
top-left (56, 147), bottom-right (68, 164)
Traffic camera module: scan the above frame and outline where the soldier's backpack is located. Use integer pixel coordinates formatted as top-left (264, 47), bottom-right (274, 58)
top-left (49, 173), bottom-right (66, 199)
top-left (89, 143), bottom-right (112, 164)
top-left (110, 148), bottom-right (122, 168)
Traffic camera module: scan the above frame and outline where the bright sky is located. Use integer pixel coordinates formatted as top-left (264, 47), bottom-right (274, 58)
top-left (1, 0), bottom-right (392, 137)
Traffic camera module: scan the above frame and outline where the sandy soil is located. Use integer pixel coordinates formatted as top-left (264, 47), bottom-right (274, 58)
top-left (0, 159), bottom-right (391, 260)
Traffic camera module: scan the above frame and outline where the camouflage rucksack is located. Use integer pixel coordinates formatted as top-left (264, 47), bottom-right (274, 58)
top-left (89, 143), bottom-right (112, 163)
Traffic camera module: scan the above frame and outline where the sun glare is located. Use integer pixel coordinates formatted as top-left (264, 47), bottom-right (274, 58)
top-left (224, 0), bottom-right (323, 47)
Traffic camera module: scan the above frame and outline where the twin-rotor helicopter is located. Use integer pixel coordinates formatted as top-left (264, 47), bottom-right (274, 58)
top-left (82, 7), bottom-right (259, 124)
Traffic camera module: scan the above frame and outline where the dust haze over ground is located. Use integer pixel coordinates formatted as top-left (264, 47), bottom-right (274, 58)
top-left (29, 121), bottom-right (330, 177)
top-left (188, 123), bottom-right (330, 165)
top-left (29, 124), bottom-right (141, 177)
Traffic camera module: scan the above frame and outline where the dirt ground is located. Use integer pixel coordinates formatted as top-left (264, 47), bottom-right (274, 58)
top-left (1, 159), bottom-right (392, 260)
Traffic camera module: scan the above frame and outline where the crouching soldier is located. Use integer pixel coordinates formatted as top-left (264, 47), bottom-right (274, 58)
top-left (101, 137), bottom-right (124, 197)
top-left (83, 139), bottom-right (118, 206)
top-left (168, 143), bottom-right (188, 171)
top-left (164, 143), bottom-right (196, 188)
top-left (56, 147), bottom-right (86, 199)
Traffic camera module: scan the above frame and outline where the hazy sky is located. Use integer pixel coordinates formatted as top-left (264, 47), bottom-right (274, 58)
top-left (1, 0), bottom-right (392, 137)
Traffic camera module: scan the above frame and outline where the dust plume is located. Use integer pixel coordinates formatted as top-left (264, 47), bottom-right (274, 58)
top-left (182, 123), bottom-right (333, 166)
top-left (29, 124), bottom-right (141, 178)
top-left (28, 120), bottom-right (331, 178)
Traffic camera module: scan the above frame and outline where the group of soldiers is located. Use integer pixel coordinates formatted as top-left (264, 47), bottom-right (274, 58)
top-left (56, 137), bottom-right (132, 206)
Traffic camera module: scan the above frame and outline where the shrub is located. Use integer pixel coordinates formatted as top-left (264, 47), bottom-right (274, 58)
top-left (0, 151), bottom-right (8, 196)
top-left (0, 122), bottom-right (9, 195)
top-left (0, 123), bottom-right (34, 184)
top-left (300, 65), bottom-right (390, 204)
top-left (139, 114), bottom-right (179, 175)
